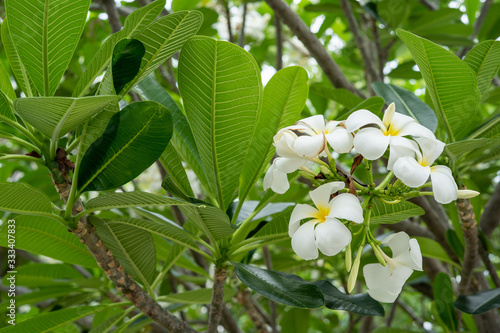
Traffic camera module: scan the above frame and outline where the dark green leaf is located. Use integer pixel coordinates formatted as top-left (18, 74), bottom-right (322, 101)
top-left (232, 262), bottom-right (324, 309)
top-left (446, 229), bottom-right (464, 259)
top-left (433, 272), bottom-right (458, 331)
top-left (77, 101), bottom-right (173, 192)
top-left (454, 288), bottom-right (500, 314)
top-left (112, 39), bottom-right (146, 94)
top-left (372, 82), bottom-right (437, 132)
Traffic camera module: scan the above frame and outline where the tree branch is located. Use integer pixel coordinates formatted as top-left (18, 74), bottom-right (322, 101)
top-left (419, 0), bottom-right (438, 11)
top-left (264, 0), bottom-right (365, 98)
top-left (98, 0), bottom-right (122, 33)
top-left (221, 0), bottom-right (235, 43)
top-left (208, 266), bottom-right (227, 333)
top-left (237, 289), bottom-right (271, 333)
top-left (478, 241), bottom-right (500, 288)
top-left (239, 3), bottom-right (247, 47)
top-left (275, 15), bottom-right (283, 71)
top-left (339, 0), bottom-right (379, 87)
top-left (456, 199), bottom-right (479, 295)
top-left (479, 181), bottom-right (500, 238)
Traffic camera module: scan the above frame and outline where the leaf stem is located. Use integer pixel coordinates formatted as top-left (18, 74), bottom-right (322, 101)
top-left (0, 154), bottom-right (45, 166)
top-left (0, 114), bottom-right (43, 149)
top-left (0, 133), bottom-right (41, 153)
top-left (375, 171), bottom-right (394, 190)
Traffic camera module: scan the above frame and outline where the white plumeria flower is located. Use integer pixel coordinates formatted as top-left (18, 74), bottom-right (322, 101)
top-left (393, 138), bottom-right (458, 204)
top-left (345, 103), bottom-right (435, 169)
top-left (288, 182), bottom-right (363, 260)
top-left (291, 115), bottom-right (354, 157)
top-left (363, 232), bottom-right (422, 303)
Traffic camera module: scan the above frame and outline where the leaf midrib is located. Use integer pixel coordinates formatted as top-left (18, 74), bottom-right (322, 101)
top-left (43, 0), bottom-right (49, 96)
top-left (211, 41), bottom-right (224, 207)
top-left (78, 109), bottom-right (158, 193)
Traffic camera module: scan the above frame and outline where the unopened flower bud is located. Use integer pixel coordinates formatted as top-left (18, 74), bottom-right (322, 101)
top-left (347, 245), bottom-right (363, 293)
top-left (457, 189), bottom-right (480, 199)
top-left (345, 243), bottom-right (352, 272)
top-left (371, 243), bottom-right (386, 267)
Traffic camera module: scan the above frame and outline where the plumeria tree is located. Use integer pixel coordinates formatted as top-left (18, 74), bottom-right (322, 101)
top-left (0, 0), bottom-right (500, 332)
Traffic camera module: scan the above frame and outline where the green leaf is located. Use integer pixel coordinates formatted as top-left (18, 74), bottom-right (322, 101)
top-left (373, 329), bottom-right (419, 333)
top-left (433, 272), bottom-right (458, 331)
top-left (249, 209), bottom-right (292, 243)
top-left (172, 0), bottom-right (202, 11)
top-left (180, 199), bottom-right (235, 241)
top-left (280, 308), bottom-right (310, 333)
top-left (445, 138), bottom-right (493, 161)
top-left (454, 288), bottom-right (500, 314)
top-left (463, 41), bottom-right (500, 96)
top-left (1, 18), bottom-right (35, 96)
top-left (0, 305), bottom-right (122, 333)
top-left (313, 280), bottom-right (384, 316)
top-left (73, 0), bottom-right (166, 97)
top-left (120, 10), bottom-right (203, 95)
top-left (2, 263), bottom-right (83, 287)
top-left (160, 143), bottom-right (195, 199)
top-left (232, 262), bottom-right (325, 309)
top-left (239, 66), bottom-right (308, 202)
top-left (0, 59), bottom-right (16, 103)
top-left (91, 216), bottom-right (156, 288)
top-left (135, 76), bottom-right (206, 190)
top-left (77, 101), bottom-right (173, 193)
top-left (90, 312), bottom-right (129, 333)
top-left (178, 36), bottom-right (262, 209)
top-left (112, 39), bottom-right (146, 95)
top-left (0, 286), bottom-right (84, 309)
top-left (14, 96), bottom-right (119, 139)
top-left (160, 286), bottom-right (235, 304)
top-left (0, 91), bottom-right (15, 121)
top-left (0, 215), bottom-right (97, 268)
top-left (397, 29), bottom-right (480, 141)
top-left (465, 0), bottom-right (479, 26)
top-left (0, 182), bottom-right (54, 217)
top-left (99, 217), bottom-right (198, 251)
top-left (337, 96), bottom-right (384, 120)
top-left (6, 0), bottom-right (90, 96)
top-left (370, 199), bottom-right (425, 224)
top-left (372, 82), bottom-right (437, 132)
top-left (308, 83), bottom-right (363, 109)
top-left (446, 229), bottom-right (464, 259)
top-left (84, 191), bottom-right (188, 214)
top-left (415, 237), bottom-right (460, 269)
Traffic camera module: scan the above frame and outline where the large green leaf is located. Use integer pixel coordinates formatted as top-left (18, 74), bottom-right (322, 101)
top-left (178, 36), bottom-right (262, 209)
top-left (1, 18), bottom-right (35, 96)
top-left (84, 191), bottom-right (188, 214)
top-left (6, 0), bottom-right (90, 96)
top-left (159, 286), bottom-right (235, 304)
top-left (372, 82), bottom-right (437, 132)
top-left (77, 101), bottom-right (173, 193)
top-left (463, 41), bottom-right (500, 96)
top-left (0, 91), bottom-right (15, 121)
top-left (308, 83), bottom-right (363, 109)
top-left (336, 96), bottom-right (384, 120)
top-left (370, 199), bottom-right (425, 224)
top-left (246, 209), bottom-right (292, 243)
top-left (2, 263), bottom-right (83, 287)
top-left (415, 237), bottom-right (460, 269)
top-left (239, 66), bottom-right (309, 202)
top-left (0, 286), bottom-right (84, 309)
top-left (111, 39), bottom-right (146, 95)
top-left (160, 144), bottom-right (195, 199)
top-left (14, 96), bottom-right (119, 139)
top-left (0, 215), bottom-right (97, 268)
top-left (0, 59), bottom-right (16, 103)
top-left (73, 0), bottom-right (166, 97)
top-left (98, 217), bottom-right (198, 251)
top-left (120, 10), bottom-right (203, 95)
top-left (0, 305), bottom-right (122, 333)
top-left (135, 76), bottom-right (206, 190)
top-left (445, 138), bottom-right (493, 161)
top-left (433, 272), bottom-right (458, 331)
top-left (0, 182), bottom-right (54, 217)
top-left (454, 288), bottom-right (500, 315)
top-left (180, 199), bottom-right (235, 241)
top-left (232, 262), bottom-right (324, 309)
top-left (397, 29), bottom-right (480, 141)
top-left (91, 216), bottom-right (156, 288)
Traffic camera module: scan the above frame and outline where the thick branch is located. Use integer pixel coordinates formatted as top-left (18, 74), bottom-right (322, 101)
top-left (264, 0), bottom-right (365, 98)
top-left (479, 181), bottom-right (500, 238)
top-left (339, 0), bottom-right (379, 85)
top-left (237, 289), bottom-right (270, 333)
top-left (478, 242), bottom-right (500, 288)
top-left (208, 266), bottom-right (227, 333)
top-left (456, 199), bottom-right (479, 295)
top-left (98, 0), bottom-right (122, 33)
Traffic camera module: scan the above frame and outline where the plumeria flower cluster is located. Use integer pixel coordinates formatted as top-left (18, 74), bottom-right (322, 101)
top-left (264, 103), bottom-right (480, 303)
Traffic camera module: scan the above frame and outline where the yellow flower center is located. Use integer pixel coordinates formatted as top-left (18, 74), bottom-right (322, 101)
top-left (313, 205), bottom-right (330, 223)
top-left (383, 124), bottom-right (399, 136)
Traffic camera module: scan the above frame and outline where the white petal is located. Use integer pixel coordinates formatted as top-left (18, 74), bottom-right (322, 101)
top-left (393, 156), bottom-right (430, 187)
top-left (275, 157), bottom-right (306, 173)
top-left (325, 128), bottom-right (354, 153)
top-left (297, 115), bottom-right (325, 133)
top-left (314, 218), bottom-right (352, 256)
top-left (382, 232), bottom-right (411, 257)
top-left (329, 193), bottom-right (364, 223)
top-left (325, 120), bottom-right (342, 132)
top-left (386, 265), bottom-right (413, 295)
top-left (274, 131), bottom-right (299, 158)
top-left (417, 137), bottom-right (445, 166)
top-left (264, 163), bottom-right (290, 194)
top-left (382, 103), bottom-right (396, 128)
top-left (345, 109), bottom-right (384, 132)
top-left (387, 136), bottom-right (419, 170)
top-left (352, 127), bottom-right (390, 160)
top-left (430, 165), bottom-right (458, 204)
top-left (289, 204), bottom-right (319, 237)
top-left (388, 111), bottom-right (416, 133)
top-left (363, 263), bottom-right (391, 290)
top-left (367, 287), bottom-right (400, 303)
top-left (395, 238), bottom-right (423, 271)
top-left (310, 182), bottom-right (345, 209)
top-left (399, 121), bottom-right (436, 141)
top-left (293, 133), bottom-right (326, 158)
top-left (291, 221), bottom-right (319, 260)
